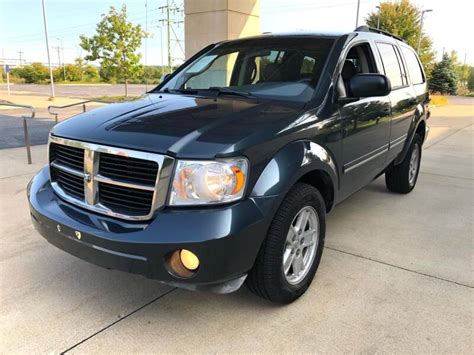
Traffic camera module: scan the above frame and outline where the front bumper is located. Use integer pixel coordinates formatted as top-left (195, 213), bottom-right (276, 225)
top-left (28, 167), bottom-right (275, 293)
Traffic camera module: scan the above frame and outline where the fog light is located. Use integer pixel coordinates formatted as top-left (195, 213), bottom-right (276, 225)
top-left (166, 249), bottom-right (200, 278)
top-left (180, 249), bottom-right (200, 270)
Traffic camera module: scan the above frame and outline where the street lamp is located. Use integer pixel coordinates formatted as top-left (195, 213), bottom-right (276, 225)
top-left (57, 38), bottom-right (66, 81)
top-left (376, 6), bottom-right (381, 29)
top-left (355, 0), bottom-right (361, 28)
top-left (417, 9), bottom-right (433, 53)
top-left (41, 0), bottom-right (55, 98)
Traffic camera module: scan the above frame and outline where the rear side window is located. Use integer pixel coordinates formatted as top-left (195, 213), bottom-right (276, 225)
top-left (376, 42), bottom-right (405, 88)
top-left (401, 46), bottom-right (425, 84)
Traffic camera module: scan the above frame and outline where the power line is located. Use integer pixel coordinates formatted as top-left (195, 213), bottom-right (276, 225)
top-left (158, 0), bottom-right (184, 71)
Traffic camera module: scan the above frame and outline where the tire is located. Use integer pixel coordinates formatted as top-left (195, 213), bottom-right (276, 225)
top-left (385, 134), bottom-right (422, 193)
top-left (247, 183), bottom-right (326, 304)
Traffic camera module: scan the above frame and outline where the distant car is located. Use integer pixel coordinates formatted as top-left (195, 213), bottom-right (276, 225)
top-left (28, 26), bottom-right (429, 304)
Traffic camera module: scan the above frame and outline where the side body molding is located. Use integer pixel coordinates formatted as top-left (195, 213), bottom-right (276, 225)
top-left (250, 140), bottom-right (338, 210)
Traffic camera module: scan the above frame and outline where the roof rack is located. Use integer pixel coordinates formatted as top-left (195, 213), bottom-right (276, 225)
top-left (354, 25), bottom-right (405, 43)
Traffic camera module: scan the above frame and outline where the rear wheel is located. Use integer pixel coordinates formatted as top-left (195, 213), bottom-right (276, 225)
top-left (247, 183), bottom-right (326, 304)
top-left (385, 134), bottom-right (422, 193)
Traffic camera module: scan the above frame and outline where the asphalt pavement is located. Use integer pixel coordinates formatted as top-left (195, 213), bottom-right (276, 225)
top-left (0, 115), bottom-right (55, 149)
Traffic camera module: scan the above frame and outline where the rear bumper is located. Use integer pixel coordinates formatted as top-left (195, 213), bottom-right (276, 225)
top-left (28, 167), bottom-right (275, 293)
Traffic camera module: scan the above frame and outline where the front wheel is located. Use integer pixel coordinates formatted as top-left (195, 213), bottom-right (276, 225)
top-left (385, 134), bottom-right (422, 193)
top-left (247, 183), bottom-right (326, 304)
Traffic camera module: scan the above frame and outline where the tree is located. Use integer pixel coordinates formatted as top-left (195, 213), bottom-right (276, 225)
top-left (429, 53), bottom-right (458, 95)
top-left (79, 5), bottom-right (145, 96)
top-left (449, 51), bottom-right (470, 93)
top-left (468, 67), bottom-right (474, 92)
top-left (366, 0), bottom-right (436, 78)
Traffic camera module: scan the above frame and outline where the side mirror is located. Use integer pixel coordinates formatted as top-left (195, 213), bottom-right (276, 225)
top-left (161, 73), bottom-right (171, 83)
top-left (350, 73), bottom-right (391, 98)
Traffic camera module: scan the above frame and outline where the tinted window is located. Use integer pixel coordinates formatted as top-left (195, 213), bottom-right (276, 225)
top-left (401, 46), bottom-right (425, 84)
top-left (376, 43), bottom-right (405, 88)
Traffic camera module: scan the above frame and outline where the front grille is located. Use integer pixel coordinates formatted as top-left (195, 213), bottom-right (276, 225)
top-left (50, 143), bottom-right (84, 171)
top-left (99, 153), bottom-right (158, 186)
top-left (50, 168), bottom-right (85, 200)
top-left (48, 137), bottom-right (170, 220)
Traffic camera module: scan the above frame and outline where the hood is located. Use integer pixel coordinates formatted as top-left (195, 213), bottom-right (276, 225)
top-left (51, 93), bottom-right (305, 158)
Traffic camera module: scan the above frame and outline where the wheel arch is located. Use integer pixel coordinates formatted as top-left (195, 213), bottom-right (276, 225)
top-left (394, 117), bottom-right (427, 165)
top-left (296, 169), bottom-right (334, 213)
top-left (250, 140), bottom-right (338, 214)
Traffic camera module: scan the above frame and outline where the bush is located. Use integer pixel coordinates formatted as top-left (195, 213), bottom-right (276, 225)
top-left (12, 62), bottom-right (50, 83)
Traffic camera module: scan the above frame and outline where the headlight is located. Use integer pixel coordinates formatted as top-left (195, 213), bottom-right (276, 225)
top-left (169, 158), bottom-right (248, 206)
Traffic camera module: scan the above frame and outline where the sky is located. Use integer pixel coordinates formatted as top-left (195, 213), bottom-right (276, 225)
top-left (1, 0), bottom-right (473, 67)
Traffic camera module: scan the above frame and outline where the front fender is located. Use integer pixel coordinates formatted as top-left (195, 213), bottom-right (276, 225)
top-left (250, 140), bottom-right (338, 210)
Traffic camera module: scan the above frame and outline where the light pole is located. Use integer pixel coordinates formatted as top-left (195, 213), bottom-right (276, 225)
top-left (355, 0), bottom-right (361, 28)
top-left (41, 0), bottom-right (55, 98)
top-left (17, 51), bottom-right (24, 66)
top-left (158, 25), bottom-right (165, 74)
top-left (145, 0), bottom-right (148, 91)
top-left (417, 9), bottom-right (432, 53)
top-left (376, 6), bottom-right (381, 29)
top-left (57, 38), bottom-right (66, 81)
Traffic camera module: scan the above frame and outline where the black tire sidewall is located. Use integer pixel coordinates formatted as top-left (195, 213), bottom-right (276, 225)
top-left (264, 184), bottom-right (326, 303)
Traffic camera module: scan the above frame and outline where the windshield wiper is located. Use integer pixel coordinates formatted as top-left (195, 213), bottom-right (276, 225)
top-left (160, 88), bottom-right (199, 95)
top-left (207, 87), bottom-right (256, 99)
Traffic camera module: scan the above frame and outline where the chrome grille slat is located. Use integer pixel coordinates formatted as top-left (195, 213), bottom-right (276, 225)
top-left (95, 174), bottom-right (155, 191)
top-left (99, 170), bottom-right (156, 183)
top-left (48, 136), bottom-right (174, 221)
top-left (51, 161), bottom-right (84, 177)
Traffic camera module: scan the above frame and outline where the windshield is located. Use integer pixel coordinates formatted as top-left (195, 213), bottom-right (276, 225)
top-left (160, 37), bottom-right (335, 102)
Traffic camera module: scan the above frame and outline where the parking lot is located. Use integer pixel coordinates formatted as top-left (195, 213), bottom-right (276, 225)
top-left (0, 100), bottom-right (472, 353)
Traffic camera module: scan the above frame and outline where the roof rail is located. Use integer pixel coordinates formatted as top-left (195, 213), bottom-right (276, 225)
top-left (354, 25), bottom-right (405, 43)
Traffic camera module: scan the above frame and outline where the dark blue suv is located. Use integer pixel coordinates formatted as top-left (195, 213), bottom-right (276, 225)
top-left (28, 27), bottom-right (429, 303)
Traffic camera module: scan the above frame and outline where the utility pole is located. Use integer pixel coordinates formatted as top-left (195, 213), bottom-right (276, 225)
top-left (158, 1), bottom-right (184, 73)
top-left (417, 9), bottom-right (433, 53)
top-left (41, 0), bottom-right (55, 98)
top-left (376, 6), bottom-right (381, 29)
top-left (18, 51), bottom-right (23, 66)
top-left (54, 45), bottom-right (61, 73)
top-left (355, 0), bottom-right (361, 28)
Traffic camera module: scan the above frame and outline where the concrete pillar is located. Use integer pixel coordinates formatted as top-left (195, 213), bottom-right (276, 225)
top-left (184, 0), bottom-right (261, 59)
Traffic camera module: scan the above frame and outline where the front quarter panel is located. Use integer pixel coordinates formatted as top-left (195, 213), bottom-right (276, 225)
top-left (250, 140), bottom-right (338, 210)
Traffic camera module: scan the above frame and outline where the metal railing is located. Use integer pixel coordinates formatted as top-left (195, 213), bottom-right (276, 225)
top-left (0, 100), bottom-right (112, 165)
top-left (48, 99), bottom-right (113, 123)
top-left (0, 103), bottom-right (35, 164)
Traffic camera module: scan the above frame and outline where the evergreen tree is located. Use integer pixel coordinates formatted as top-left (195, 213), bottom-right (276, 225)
top-left (429, 53), bottom-right (458, 95)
